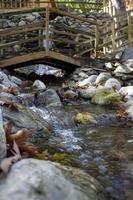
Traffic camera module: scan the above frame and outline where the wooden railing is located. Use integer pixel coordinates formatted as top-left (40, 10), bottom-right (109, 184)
top-left (97, 9), bottom-right (133, 53)
top-left (0, 7), bottom-right (133, 67)
top-left (0, 7), bottom-right (97, 62)
top-left (0, 0), bottom-right (36, 9)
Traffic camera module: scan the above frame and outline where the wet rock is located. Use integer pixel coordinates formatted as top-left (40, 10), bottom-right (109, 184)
top-left (0, 72), bottom-right (18, 88)
top-left (17, 93), bottom-right (35, 106)
top-left (74, 112), bottom-right (97, 124)
top-left (0, 106), bottom-right (6, 160)
top-left (38, 89), bottom-right (62, 108)
top-left (3, 104), bottom-right (52, 143)
top-left (95, 72), bottom-right (111, 85)
top-left (64, 90), bottom-right (78, 99)
top-left (0, 159), bottom-right (106, 200)
top-left (32, 80), bottom-right (46, 91)
top-left (10, 76), bottom-right (22, 86)
top-left (79, 86), bottom-right (96, 99)
top-left (104, 78), bottom-right (121, 90)
top-left (0, 92), bottom-right (16, 102)
top-left (91, 87), bottom-right (122, 105)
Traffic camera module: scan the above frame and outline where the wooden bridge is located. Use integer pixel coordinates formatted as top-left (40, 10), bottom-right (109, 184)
top-left (0, 4), bottom-right (133, 68)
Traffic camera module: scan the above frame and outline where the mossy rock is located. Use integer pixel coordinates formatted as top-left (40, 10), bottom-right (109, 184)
top-left (74, 112), bottom-right (97, 124)
top-left (91, 87), bottom-right (122, 105)
top-left (36, 150), bottom-right (72, 165)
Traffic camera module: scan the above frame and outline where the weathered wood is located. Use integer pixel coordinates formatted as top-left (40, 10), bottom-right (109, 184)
top-left (45, 7), bottom-right (50, 56)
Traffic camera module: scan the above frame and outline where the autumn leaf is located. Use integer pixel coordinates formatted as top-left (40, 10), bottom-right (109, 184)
top-left (0, 155), bottom-right (21, 174)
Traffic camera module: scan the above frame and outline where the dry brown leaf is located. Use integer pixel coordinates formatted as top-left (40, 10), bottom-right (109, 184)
top-left (0, 155), bottom-right (21, 174)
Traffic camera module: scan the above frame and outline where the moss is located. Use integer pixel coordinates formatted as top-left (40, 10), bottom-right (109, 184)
top-left (36, 150), bottom-right (72, 165)
top-left (74, 112), bottom-right (97, 124)
top-left (91, 88), bottom-right (122, 105)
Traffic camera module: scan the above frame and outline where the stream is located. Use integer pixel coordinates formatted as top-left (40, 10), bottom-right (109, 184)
top-left (30, 103), bottom-right (133, 200)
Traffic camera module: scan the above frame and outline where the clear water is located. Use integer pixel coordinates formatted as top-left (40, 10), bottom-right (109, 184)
top-left (30, 104), bottom-right (133, 200)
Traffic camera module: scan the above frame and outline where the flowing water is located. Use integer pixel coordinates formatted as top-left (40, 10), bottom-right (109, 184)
top-left (30, 103), bottom-right (133, 200)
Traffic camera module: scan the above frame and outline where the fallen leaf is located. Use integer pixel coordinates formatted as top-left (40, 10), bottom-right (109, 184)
top-left (0, 155), bottom-right (21, 174)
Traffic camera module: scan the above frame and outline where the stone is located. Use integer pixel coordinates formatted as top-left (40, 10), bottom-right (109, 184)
top-left (114, 64), bottom-right (132, 74)
top-left (0, 106), bottom-right (6, 160)
top-left (0, 159), bottom-right (106, 200)
top-left (3, 105), bottom-right (52, 144)
top-left (79, 86), bottom-right (96, 99)
top-left (17, 93), bottom-right (35, 106)
top-left (38, 89), bottom-right (62, 107)
top-left (104, 62), bottom-right (113, 70)
top-left (121, 48), bottom-right (133, 60)
top-left (104, 78), bottom-right (121, 91)
top-left (64, 90), bottom-right (78, 99)
top-left (91, 87), bottom-right (122, 105)
top-left (115, 50), bottom-right (124, 59)
top-left (18, 20), bottom-right (26, 26)
top-left (74, 112), bottom-right (97, 124)
top-left (119, 86), bottom-right (133, 100)
top-left (26, 14), bottom-right (36, 22)
top-left (123, 59), bottom-right (133, 68)
top-left (95, 72), bottom-right (111, 85)
top-left (13, 45), bottom-right (21, 52)
top-left (10, 76), bottom-right (22, 86)
top-left (32, 80), bottom-right (46, 91)
top-left (79, 72), bottom-right (88, 78)
top-left (77, 75), bottom-right (97, 87)
top-left (0, 72), bottom-right (17, 88)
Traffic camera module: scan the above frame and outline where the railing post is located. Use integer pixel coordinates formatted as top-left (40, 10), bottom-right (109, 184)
top-left (111, 18), bottom-right (116, 53)
top-left (45, 7), bottom-right (50, 56)
top-left (95, 24), bottom-right (99, 58)
top-left (127, 12), bottom-right (132, 47)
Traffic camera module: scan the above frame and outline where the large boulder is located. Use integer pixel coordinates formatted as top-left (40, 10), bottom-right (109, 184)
top-left (95, 72), bottom-right (111, 85)
top-left (3, 104), bottom-right (52, 143)
top-left (37, 89), bottom-right (62, 108)
top-left (104, 78), bottom-right (121, 91)
top-left (0, 159), bottom-right (106, 200)
top-left (91, 87), bottom-right (122, 105)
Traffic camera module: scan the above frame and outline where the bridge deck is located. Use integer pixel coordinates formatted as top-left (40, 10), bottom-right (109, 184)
top-left (0, 7), bottom-right (133, 69)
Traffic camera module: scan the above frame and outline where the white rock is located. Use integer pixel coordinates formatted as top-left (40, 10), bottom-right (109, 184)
top-left (105, 62), bottom-right (113, 69)
top-left (33, 80), bottom-right (46, 91)
top-left (77, 75), bottom-right (97, 87)
top-left (104, 78), bottom-right (121, 90)
top-left (119, 86), bottom-right (133, 100)
top-left (95, 72), bottom-right (111, 85)
top-left (114, 64), bottom-right (133, 74)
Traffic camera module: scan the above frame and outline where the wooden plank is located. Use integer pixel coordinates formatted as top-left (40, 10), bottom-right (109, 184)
top-left (0, 51), bottom-right (46, 68)
top-left (45, 7), bottom-right (49, 56)
top-left (49, 50), bottom-right (81, 66)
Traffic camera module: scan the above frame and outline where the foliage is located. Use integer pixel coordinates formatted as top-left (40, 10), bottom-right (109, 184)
top-left (56, 0), bottom-right (103, 13)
